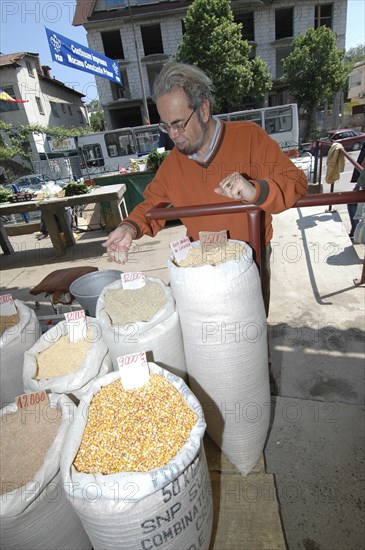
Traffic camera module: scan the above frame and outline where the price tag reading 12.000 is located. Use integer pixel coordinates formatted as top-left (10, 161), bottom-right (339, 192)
top-left (0, 293), bottom-right (17, 316)
top-left (117, 351), bottom-right (150, 390)
top-left (64, 310), bottom-right (87, 343)
top-left (16, 390), bottom-right (49, 410)
top-left (121, 272), bottom-right (146, 290)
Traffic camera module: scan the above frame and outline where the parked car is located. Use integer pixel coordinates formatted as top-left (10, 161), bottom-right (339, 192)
top-left (312, 129), bottom-right (365, 153)
top-left (5, 174), bottom-right (66, 194)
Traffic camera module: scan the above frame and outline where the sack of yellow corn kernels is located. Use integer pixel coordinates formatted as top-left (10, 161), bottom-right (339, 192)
top-left (61, 364), bottom-right (213, 550)
top-left (23, 318), bottom-right (112, 400)
top-left (168, 240), bottom-right (270, 475)
top-left (0, 300), bottom-right (41, 409)
top-left (0, 393), bottom-right (92, 550)
top-left (96, 276), bottom-right (187, 380)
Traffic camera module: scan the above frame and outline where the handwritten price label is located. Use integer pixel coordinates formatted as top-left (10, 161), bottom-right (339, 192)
top-left (170, 237), bottom-right (192, 262)
top-left (64, 310), bottom-right (87, 342)
top-left (199, 230), bottom-right (227, 257)
top-left (16, 390), bottom-right (48, 410)
top-left (0, 293), bottom-right (17, 316)
top-left (121, 272), bottom-right (146, 290)
top-left (117, 351), bottom-right (149, 390)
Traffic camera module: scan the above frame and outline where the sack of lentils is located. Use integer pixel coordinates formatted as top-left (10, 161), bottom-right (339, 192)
top-left (0, 393), bottom-right (92, 549)
top-left (0, 300), bottom-right (41, 409)
top-left (23, 318), bottom-right (112, 400)
top-left (61, 365), bottom-right (213, 550)
top-left (96, 276), bottom-right (187, 380)
top-left (168, 240), bottom-right (270, 475)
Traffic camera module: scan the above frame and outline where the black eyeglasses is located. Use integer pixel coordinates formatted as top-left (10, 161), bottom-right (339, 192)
top-left (159, 109), bottom-right (196, 135)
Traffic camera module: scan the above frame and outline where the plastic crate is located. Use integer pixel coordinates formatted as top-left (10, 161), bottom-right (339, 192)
top-left (9, 193), bottom-right (34, 202)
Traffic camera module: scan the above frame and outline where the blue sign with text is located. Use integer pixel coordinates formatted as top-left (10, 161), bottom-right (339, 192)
top-left (45, 27), bottom-right (121, 84)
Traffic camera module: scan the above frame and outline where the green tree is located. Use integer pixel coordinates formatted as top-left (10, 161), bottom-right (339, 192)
top-left (175, 0), bottom-right (271, 112)
top-left (281, 26), bottom-right (348, 139)
top-left (87, 99), bottom-right (101, 110)
top-left (90, 110), bottom-right (105, 132)
top-left (344, 44), bottom-right (365, 64)
top-left (0, 122), bottom-right (93, 175)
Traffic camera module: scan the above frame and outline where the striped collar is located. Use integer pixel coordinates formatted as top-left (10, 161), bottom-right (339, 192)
top-left (189, 116), bottom-right (221, 162)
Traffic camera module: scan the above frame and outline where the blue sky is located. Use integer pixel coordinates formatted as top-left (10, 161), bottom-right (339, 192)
top-left (1, 0), bottom-right (364, 104)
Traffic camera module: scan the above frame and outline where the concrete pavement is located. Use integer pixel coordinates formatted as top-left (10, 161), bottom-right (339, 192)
top-left (1, 180), bottom-right (364, 549)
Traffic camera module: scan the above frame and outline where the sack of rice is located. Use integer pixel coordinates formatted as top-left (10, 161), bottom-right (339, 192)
top-left (61, 365), bottom-right (213, 550)
top-left (96, 276), bottom-right (187, 380)
top-left (0, 299), bottom-right (41, 409)
top-left (168, 239), bottom-right (270, 475)
top-left (23, 317), bottom-right (112, 400)
top-left (0, 393), bottom-right (92, 550)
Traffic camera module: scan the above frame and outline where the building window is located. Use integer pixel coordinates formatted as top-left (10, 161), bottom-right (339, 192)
top-left (275, 8), bottom-right (293, 39)
top-left (0, 86), bottom-right (19, 112)
top-left (349, 72), bottom-right (362, 87)
top-left (146, 63), bottom-right (164, 95)
top-left (61, 103), bottom-right (66, 114)
top-left (141, 24), bottom-right (163, 55)
top-left (101, 30), bottom-right (124, 59)
top-left (276, 46), bottom-right (293, 78)
top-left (68, 105), bottom-right (73, 115)
top-left (50, 101), bottom-right (60, 117)
top-left (112, 68), bottom-right (131, 100)
top-left (26, 60), bottom-right (34, 77)
top-left (36, 96), bottom-right (45, 115)
top-left (315, 3), bottom-right (333, 29)
top-left (235, 12), bottom-right (255, 42)
top-left (78, 110), bottom-right (84, 124)
top-left (79, 144), bottom-right (105, 168)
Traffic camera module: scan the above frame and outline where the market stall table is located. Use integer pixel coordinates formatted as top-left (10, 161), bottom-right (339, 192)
top-left (0, 198), bottom-right (41, 255)
top-left (38, 184), bottom-right (127, 256)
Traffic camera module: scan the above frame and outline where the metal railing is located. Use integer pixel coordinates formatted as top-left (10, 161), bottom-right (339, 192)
top-left (147, 190), bottom-right (365, 285)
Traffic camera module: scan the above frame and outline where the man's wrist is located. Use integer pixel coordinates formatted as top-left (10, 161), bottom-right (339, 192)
top-left (120, 220), bottom-right (139, 239)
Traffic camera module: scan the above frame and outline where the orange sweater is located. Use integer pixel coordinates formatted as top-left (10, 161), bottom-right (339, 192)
top-left (124, 121), bottom-right (308, 246)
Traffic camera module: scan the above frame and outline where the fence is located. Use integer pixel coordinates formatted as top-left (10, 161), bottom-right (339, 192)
top-left (147, 188), bottom-right (365, 286)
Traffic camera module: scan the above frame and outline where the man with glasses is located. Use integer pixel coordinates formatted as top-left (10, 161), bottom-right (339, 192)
top-left (103, 61), bottom-right (307, 314)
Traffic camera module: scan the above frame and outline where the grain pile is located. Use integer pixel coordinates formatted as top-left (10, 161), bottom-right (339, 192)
top-left (73, 374), bottom-right (197, 474)
top-left (0, 312), bottom-right (20, 336)
top-left (176, 242), bottom-right (245, 267)
top-left (35, 328), bottom-right (92, 379)
top-left (0, 406), bottom-right (61, 494)
top-left (104, 282), bottom-right (166, 324)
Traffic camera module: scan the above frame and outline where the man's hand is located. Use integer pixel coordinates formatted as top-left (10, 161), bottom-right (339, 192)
top-left (102, 224), bottom-right (135, 264)
top-left (214, 172), bottom-right (256, 202)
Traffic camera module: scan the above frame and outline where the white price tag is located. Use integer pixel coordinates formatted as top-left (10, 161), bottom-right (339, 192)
top-left (64, 310), bottom-right (87, 343)
top-left (199, 230), bottom-right (228, 256)
top-left (170, 237), bottom-right (192, 262)
top-left (118, 351), bottom-right (150, 390)
top-left (0, 294), bottom-right (17, 316)
top-left (121, 272), bottom-right (146, 289)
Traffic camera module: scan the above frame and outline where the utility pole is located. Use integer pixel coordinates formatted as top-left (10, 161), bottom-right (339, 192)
top-left (127, 0), bottom-right (150, 125)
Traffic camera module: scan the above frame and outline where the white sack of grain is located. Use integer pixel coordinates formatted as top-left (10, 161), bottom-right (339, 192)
top-left (96, 277), bottom-right (187, 380)
top-left (61, 365), bottom-right (213, 550)
top-left (23, 318), bottom-right (112, 399)
top-left (168, 240), bottom-right (270, 475)
top-left (0, 300), bottom-right (41, 409)
top-left (0, 394), bottom-right (92, 550)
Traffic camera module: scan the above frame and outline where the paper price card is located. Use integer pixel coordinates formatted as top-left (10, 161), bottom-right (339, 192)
top-left (64, 310), bottom-right (87, 343)
top-left (118, 351), bottom-right (150, 390)
top-left (0, 293), bottom-right (17, 316)
top-left (199, 230), bottom-right (228, 256)
top-left (16, 390), bottom-right (49, 410)
top-left (121, 272), bottom-right (146, 289)
top-left (170, 237), bottom-right (192, 262)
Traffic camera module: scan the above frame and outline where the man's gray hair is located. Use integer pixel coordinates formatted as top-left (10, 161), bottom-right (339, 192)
top-left (153, 61), bottom-right (215, 113)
